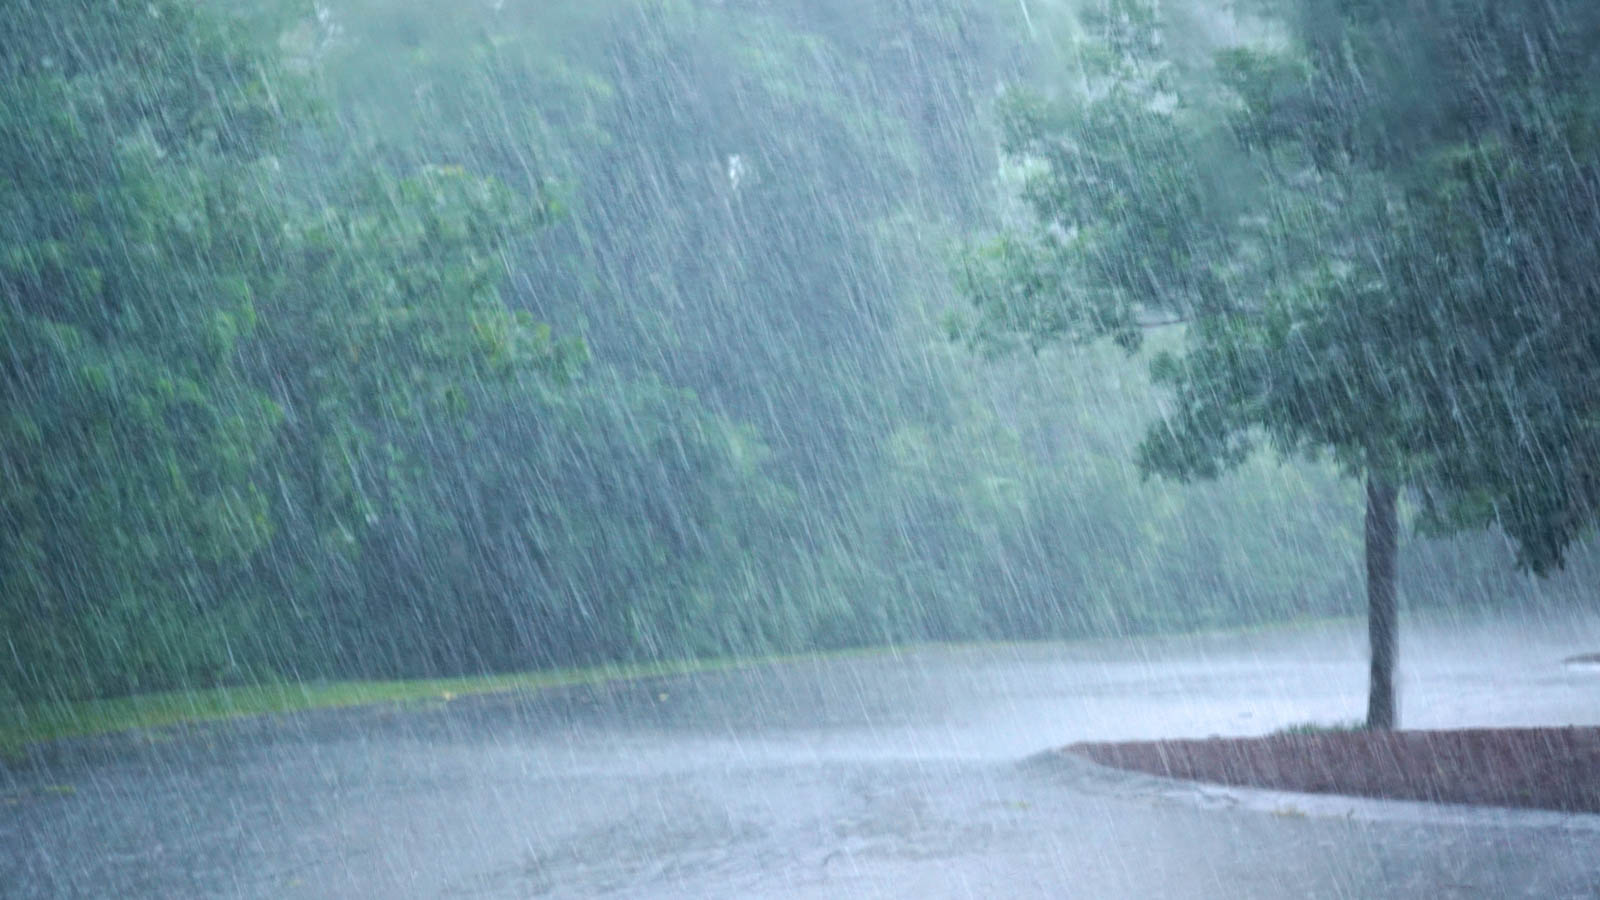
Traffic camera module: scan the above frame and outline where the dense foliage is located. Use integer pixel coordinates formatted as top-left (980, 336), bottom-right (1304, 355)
top-left (2, 0), bottom-right (579, 700)
top-left (5, 0), bottom-right (1594, 707)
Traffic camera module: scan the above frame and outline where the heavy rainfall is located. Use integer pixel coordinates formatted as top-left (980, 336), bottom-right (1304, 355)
top-left (4, 0), bottom-right (1600, 896)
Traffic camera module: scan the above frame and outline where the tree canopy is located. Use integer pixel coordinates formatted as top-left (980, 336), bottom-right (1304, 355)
top-left (958, 0), bottom-right (1600, 726)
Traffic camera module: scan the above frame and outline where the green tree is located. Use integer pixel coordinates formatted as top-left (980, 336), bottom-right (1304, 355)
top-left (0, 0), bottom-right (293, 700)
top-left (964, 0), bottom-right (1600, 728)
top-left (1294, 1), bottom-right (1600, 579)
top-left (959, 0), bottom-right (1422, 728)
top-left (0, 0), bottom-right (581, 699)
top-left (239, 163), bottom-right (584, 677)
top-left (1216, 1), bottom-right (1600, 722)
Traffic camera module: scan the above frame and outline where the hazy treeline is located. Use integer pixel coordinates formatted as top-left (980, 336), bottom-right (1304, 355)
top-left (3, 0), bottom-right (1591, 705)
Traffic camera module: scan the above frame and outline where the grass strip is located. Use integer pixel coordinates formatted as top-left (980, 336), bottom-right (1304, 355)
top-left (1, 656), bottom-right (747, 760)
top-left (1, 616), bottom-right (1363, 761)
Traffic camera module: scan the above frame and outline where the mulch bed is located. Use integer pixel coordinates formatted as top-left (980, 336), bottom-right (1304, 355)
top-left (1069, 727), bottom-right (1600, 815)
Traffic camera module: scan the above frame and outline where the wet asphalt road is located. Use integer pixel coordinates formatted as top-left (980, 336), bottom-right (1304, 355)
top-left (6, 614), bottom-right (1600, 898)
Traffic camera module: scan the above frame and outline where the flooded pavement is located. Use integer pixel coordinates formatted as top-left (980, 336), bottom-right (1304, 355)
top-left (6, 614), bottom-right (1600, 898)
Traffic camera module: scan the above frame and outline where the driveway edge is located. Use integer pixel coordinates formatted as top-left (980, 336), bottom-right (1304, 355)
top-left (1026, 748), bottom-right (1600, 832)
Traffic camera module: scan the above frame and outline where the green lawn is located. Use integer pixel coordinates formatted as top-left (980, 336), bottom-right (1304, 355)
top-left (1, 657), bottom-right (749, 761)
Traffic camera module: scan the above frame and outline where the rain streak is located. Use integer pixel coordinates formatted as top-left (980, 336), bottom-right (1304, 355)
top-left (4, 1), bottom-right (1600, 897)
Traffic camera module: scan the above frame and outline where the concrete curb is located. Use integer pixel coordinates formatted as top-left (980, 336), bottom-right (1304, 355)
top-left (1025, 748), bottom-right (1600, 832)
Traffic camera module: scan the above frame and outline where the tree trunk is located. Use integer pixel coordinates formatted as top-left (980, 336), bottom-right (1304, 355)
top-left (1365, 473), bottom-right (1399, 730)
